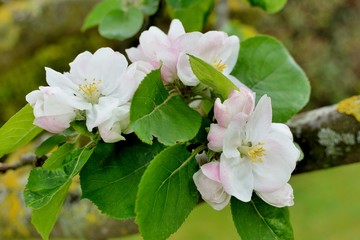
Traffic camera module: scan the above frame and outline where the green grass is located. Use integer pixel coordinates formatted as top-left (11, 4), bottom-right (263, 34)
top-left (119, 163), bottom-right (360, 240)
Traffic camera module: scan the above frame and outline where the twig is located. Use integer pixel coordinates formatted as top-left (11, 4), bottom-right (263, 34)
top-left (0, 154), bottom-right (37, 173)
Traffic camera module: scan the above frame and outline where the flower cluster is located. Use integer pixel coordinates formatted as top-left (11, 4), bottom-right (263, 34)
top-left (26, 19), bottom-right (300, 210)
top-left (193, 89), bottom-right (300, 209)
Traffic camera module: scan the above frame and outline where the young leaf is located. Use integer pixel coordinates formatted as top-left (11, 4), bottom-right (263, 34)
top-left (189, 55), bottom-right (238, 100)
top-left (24, 146), bottom-right (94, 209)
top-left (99, 7), bottom-right (144, 40)
top-left (231, 35), bottom-right (310, 123)
top-left (130, 69), bottom-right (202, 146)
top-left (247, 0), bottom-right (288, 14)
top-left (136, 144), bottom-right (200, 240)
top-left (31, 181), bottom-right (71, 240)
top-left (0, 104), bottom-right (42, 158)
top-left (231, 195), bottom-right (294, 240)
top-left (82, 0), bottom-right (121, 31)
top-left (35, 135), bottom-right (67, 156)
top-left (80, 139), bottom-right (165, 219)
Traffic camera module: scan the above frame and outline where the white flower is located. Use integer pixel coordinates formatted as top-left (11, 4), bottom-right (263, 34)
top-left (126, 19), bottom-right (201, 83)
top-left (208, 88), bottom-right (255, 152)
top-left (219, 95), bottom-right (300, 204)
top-left (27, 47), bottom-right (152, 142)
top-left (193, 161), bottom-right (231, 211)
top-left (177, 31), bottom-right (240, 86)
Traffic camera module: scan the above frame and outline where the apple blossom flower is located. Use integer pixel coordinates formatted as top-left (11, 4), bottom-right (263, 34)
top-left (193, 159), bottom-right (230, 211)
top-left (177, 31), bottom-right (240, 86)
top-left (126, 19), bottom-right (201, 83)
top-left (208, 88), bottom-right (255, 152)
top-left (26, 86), bottom-right (83, 133)
top-left (26, 47), bottom-right (152, 142)
top-left (219, 95), bottom-right (300, 204)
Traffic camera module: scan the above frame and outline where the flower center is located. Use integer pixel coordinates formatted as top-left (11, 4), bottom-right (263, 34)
top-left (238, 142), bottom-right (265, 163)
top-left (212, 59), bottom-right (227, 72)
top-left (78, 78), bottom-right (102, 104)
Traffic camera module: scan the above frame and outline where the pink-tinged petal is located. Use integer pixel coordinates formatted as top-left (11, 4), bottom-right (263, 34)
top-left (201, 161), bottom-right (221, 182)
top-left (220, 154), bottom-right (253, 202)
top-left (126, 46), bottom-right (148, 63)
top-left (214, 88), bottom-right (255, 128)
top-left (168, 19), bottom-right (185, 40)
top-left (34, 114), bottom-right (74, 133)
top-left (252, 131), bottom-right (299, 192)
top-left (177, 32), bottom-right (202, 52)
top-left (222, 113), bottom-right (248, 158)
top-left (246, 95), bottom-right (272, 143)
top-left (207, 124), bottom-right (226, 152)
top-left (193, 168), bottom-right (230, 211)
top-left (140, 26), bottom-right (170, 58)
top-left (256, 183), bottom-right (294, 207)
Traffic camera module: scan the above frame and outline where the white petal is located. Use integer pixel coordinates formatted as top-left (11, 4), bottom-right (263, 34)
top-left (126, 46), bottom-right (149, 63)
top-left (45, 67), bottom-right (77, 94)
top-left (85, 97), bottom-right (119, 131)
top-left (177, 52), bottom-right (199, 86)
top-left (256, 183), bottom-right (294, 207)
top-left (252, 131), bottom-right (299, 192)
top-left (270, 123), bottom-right (293, 140)
top-left (98, 104), bottom-right (131, 143)
top-left (220, 154), bottom-right (253, 202)
top-left (246, 95), bottom-right (272, 143)
top-left (67, 50), bottom-right (92, 83)
top-left (34, 114), bottom-right (74, 133)
top-left (222, 113), bottom-right (248, 158)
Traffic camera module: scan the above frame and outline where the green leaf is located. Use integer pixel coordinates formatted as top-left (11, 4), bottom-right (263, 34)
top-left (140, 0), bottom-right (160, 15)
top-left (167, 0), bottom-right (213, 31)
top-left (136, 144), bottom-right (200, 240)
top-left (130, 69), bottom-right (202, 146)
top-left (35, 135), bottom-right (67, 156)
top-left (80, 139), bottom-right (165, 219)
top-left (99, 7), bottom-right (144, 40)
top-left (189, 55), bottom-right (238, 100)
top-left (24, 146), bottom-right (94, 209)
top-left (231, 35), bottom-right (310, 122)
top-left (42, 143), bottom-right (75, 170)
top-left (0, 104), bottom-right (42, 158)
top-left (248, 0), bottom-right (287, 14)
top-left (82, 0), bottom-right (121, 31)
top-left (31, 181), bottom-right (71, 240)
top-left (231, 195), bottom-right (294, 240)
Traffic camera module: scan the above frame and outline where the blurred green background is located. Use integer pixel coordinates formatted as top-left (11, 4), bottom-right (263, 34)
top-left (0, 0), bottom-right (359, 239)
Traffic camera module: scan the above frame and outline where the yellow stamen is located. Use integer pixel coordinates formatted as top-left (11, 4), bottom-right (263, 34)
top-left (239, 142), bottom-right (265, 163)
top-left (78, 78), bottom-right (102, 104)
top-left (212, 59), bottom-right (227, 72)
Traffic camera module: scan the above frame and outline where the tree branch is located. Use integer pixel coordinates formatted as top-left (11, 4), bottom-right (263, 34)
top-left (288, 104), bottom-right (360, 174)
